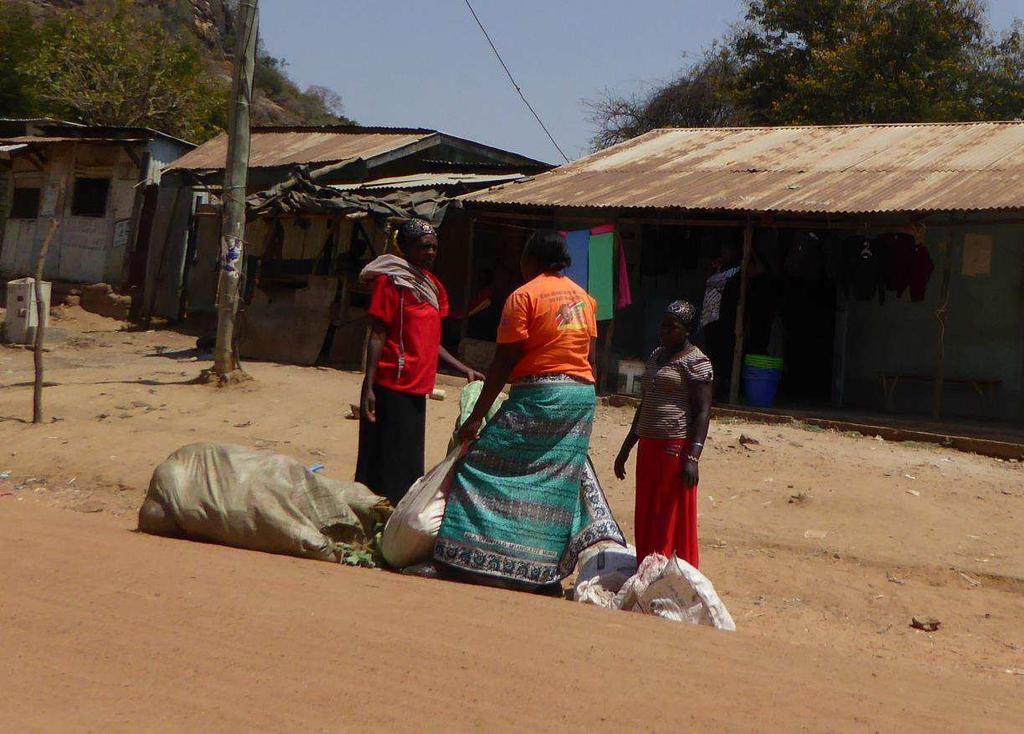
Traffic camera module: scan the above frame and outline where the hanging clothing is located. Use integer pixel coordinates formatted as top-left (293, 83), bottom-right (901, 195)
top-left (822, 232), bottom-right (845, 285)
top-left (908, 243), bottom-right (935, 302)
top-left (434, 377), bottom-right (624, 587)
top-left (355, 385), bottom-right (426, 506)
top-left (615, 238), bottom-right (633, 310)
top-left (847, 237), bottom-right (883, 302)
top-left (744, 272), bottom-right (780, 355)
top-left (784, 231), bottom-right (825, 283)
top-left (635, 437), bottom-right (700, 568)
top-left (878, 232), bottom-right (917, 296)
top-left (700, 266), bottom-right (740, 328)
top-left (563, 229), bottom-right (590, 290)
top-left (703, 271), bottom-right (740, 396)
top-left (588, 228), bottom-right (615, 321)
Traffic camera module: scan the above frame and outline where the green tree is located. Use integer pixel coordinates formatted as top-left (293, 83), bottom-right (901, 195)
top-left (27, 0), bottom-right (226, 141)
top-left (0, 2), bottom-right (42, 117)
top-left (985, 20), bottom-right (1024, 119)
top-left (589, 0), bottom-right (1024, 149)
top-left (586, 44), bottom-right (743, 150)
top-left (733, 0), bottom-right (998, 124)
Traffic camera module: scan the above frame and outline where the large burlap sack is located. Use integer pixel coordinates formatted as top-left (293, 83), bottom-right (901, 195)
top-left (138, 443), bottom-right (390, 563)
top-left (380, 443), bottom-right (467, 568)
top-left (614, 553), bottom-right (736, 630)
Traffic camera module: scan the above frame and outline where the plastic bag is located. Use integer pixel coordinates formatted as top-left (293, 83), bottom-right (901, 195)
top-left (380, 444), bottom-right (466, 568)
top-left (448, 380), bottom-right (507, 453)
top-left (574, 541), bottom-right (636, 608)
top-left (614, 553), bottom-right (736, 630)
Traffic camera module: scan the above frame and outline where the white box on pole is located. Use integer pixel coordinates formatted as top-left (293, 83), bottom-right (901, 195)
top-left (5, 278), bottom-right (50, 344)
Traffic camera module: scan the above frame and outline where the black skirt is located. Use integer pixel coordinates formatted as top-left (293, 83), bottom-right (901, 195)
top-left (355, 384), bottom-right (426, 506)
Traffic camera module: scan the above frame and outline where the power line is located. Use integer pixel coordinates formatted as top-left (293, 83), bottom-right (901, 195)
top-left (461, 0), bottom-right (570, 163)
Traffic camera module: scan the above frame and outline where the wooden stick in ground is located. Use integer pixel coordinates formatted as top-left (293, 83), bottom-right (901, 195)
top-left (932, 240), bottom-right (953, 418)
top-left (729, 221), bottom-right (755, 405)
top-left (32, 218), bottom-right (61, 424)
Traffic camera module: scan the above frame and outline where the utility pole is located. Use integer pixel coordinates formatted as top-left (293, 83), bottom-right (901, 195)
top-left (212, 0), bottom-right (259, 381)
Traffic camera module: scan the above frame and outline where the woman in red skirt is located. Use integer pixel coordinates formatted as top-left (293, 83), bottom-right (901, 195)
top-left (614, 300), bottom-right (713, 568)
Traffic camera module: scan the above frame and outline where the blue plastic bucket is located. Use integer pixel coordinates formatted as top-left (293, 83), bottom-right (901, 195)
top-left (743, 365), bottom-right (782, 408)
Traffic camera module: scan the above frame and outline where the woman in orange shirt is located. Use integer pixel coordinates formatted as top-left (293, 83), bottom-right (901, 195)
top-left (434, 230), bottom-right (624, 592)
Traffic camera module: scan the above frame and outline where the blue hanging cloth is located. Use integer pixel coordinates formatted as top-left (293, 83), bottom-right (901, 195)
top-left (563, 229), bottom-right (590, 290)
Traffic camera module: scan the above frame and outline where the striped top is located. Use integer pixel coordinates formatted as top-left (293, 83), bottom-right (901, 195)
top-left (637, 346), bottom-right (714, 440)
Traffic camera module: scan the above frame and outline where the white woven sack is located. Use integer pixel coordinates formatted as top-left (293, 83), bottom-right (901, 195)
top-left (574, 541), bottom-right (637, 609)
top-left (615, 553), bottom-right (736, 631)
top-left (380, 444), bottom-right (466, 568)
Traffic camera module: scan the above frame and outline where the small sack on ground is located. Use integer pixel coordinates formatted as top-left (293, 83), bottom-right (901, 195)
top-left (380, 444), bottom-right (467, 568)
top-left (138, 443), bottom-right (390, 563)
top-left (574, 541), bottom-right (637, 608)
top-left (614, 553), bottom-right (736, 630)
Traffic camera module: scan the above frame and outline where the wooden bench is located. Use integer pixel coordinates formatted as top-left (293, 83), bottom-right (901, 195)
top-left (878, 373), bottom-right (1002, 413)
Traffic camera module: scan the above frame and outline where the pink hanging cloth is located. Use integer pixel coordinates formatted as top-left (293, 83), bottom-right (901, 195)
top-left (614, 232), bottom-right (632, 310)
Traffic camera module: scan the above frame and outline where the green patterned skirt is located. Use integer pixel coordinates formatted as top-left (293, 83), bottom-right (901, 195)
top-left (434, 376), bottom-right (624, 586)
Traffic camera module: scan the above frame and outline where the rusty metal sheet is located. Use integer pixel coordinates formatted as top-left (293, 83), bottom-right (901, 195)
top-left (239, 275), bottom-right (338, 366)
top-left (463, 122), bottom-right (1024, 214)
top-left (0, 136), bottom-right (147, 145)
top-left (168, 128), bottom-right (435, 171)
top-left (330, 172), bottom-right (525, 191)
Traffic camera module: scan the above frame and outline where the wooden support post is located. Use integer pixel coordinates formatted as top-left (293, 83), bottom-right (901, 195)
top-left (460, 217), bottom-right (476, 344)
top-left (599, 225), bottom-right (622, 395)
top-left (600, 319), bottom-right (616, 395)
top-left (30, 149), bottom-right (72, 425)
top-left (212, 0), bottom-right (258, 380)
top-left (728, 221), bottom-right (755, 405)
top-left (832, 291), bottom-right (850, 408)
top-left (31, 219), bottom-right (60, 424)
top-left (362, 221), bottom-right (394, 373)
top-left (933, 241), bottom-right (953, 418)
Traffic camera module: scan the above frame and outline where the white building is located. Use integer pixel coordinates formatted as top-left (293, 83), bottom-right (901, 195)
top-left (0, 119), bottom-right (193, 290)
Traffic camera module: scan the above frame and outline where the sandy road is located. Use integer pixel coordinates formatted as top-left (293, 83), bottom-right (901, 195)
top-left (2, 501), bottom-right (1022, 732)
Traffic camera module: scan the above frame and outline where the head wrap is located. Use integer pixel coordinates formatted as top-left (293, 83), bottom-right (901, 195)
top-left (399, 218), bottom-right (436, 243)
top-left (665, 299), bottom-right (697, 328)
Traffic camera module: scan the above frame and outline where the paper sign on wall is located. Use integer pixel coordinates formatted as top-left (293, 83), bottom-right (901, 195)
top-left (113, 219), bottom-right (132, 249)
top-left (962, 234), bottom-right (992, 277)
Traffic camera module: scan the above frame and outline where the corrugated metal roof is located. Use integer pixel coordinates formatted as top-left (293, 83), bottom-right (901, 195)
top-left (168, 128), bottom-right (436, 171)
top-left (0, 136), bottom-right (147, 145)
top-left (463, 122), bottom-right (1024, 214)
top-left (331, 172), bottom-right (526, 192)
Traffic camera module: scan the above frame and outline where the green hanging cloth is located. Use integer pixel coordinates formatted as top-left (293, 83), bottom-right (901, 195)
top-left (588, 226), bottom-right (615, 321)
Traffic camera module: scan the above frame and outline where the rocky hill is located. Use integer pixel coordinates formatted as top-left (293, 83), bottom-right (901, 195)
top-left (23, 0), bottom-right (351, 127)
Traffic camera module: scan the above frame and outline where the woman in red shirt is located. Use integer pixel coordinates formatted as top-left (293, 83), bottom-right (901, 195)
top-left (356, 219), bottom-right (481, 505)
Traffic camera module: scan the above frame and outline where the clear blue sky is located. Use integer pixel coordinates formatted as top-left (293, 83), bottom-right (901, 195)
top-left (260, 0), bottom-right (1023, 164)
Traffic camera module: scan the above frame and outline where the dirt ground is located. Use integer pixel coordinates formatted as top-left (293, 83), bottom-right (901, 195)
top-left (1, 306), bottom-right (1023, 730)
